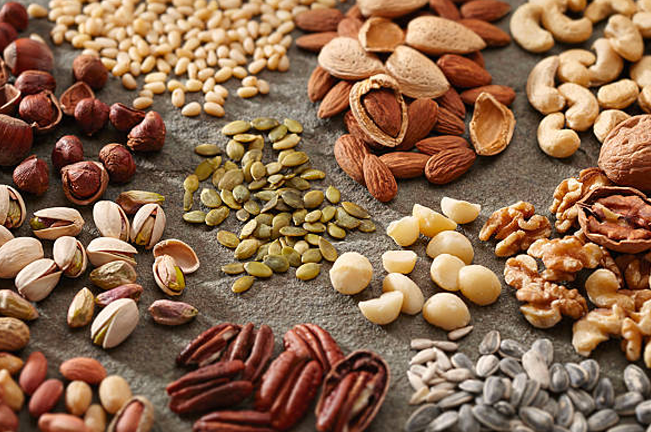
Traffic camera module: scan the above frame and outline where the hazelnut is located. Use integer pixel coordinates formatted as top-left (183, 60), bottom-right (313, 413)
top-left (60, 82), bottom-right (94, 116)
top-left (0, 58), bottom-right (10, 87)
top-left (0, 2), bottom-right (28, 32)
top-left (0, 83), bottom-right (20, 116)
top-left (18, 91), bottom-right (62, 134)
top-left (52, 135), bottom-right (84, 172)
top-left (73, 55), bottom-right (108, 90)
top-left (15, 70), bottom-right (56, 96)
top-left (61, 161), bottom-right (109, 205)
top-left (3, 39), bottom-right (54, 76)
top-left (109, 103), bottom-right (145, 132)
top-left (99, 143), bottom-right (136, 184)
top-left (0, 114), bottom-right (33, 166)
top-left (127, 111), bottom-right (166, 152)
top-left (74, 98), bottom-right (109, 136)
top-left (0, 22), bottom-right (17, 52)
top-left (13, 155), bottom-right (49, 195)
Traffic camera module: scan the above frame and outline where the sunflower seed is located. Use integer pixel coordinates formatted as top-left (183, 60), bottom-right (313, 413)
top-left (636, 400), bottom-right (651, 424)
top-left (513, 425), bottom-right (535, 432)
top-left (458, 404), bottom-right (480, 432)
top-left (426, 388), bottom-right (454, 403)
top-left (431, 382), bottom-right (456, 392)
top-left (410, 387), bottom-right (429, 405)
top-left (502, 377), bottom-right (512, 400)
top-left (439, 391), bottom-right (474, 409)
top-left (411, 349), bottom-right (437, 365)
top-left (614, 391), bottom-right (643, 416)
top-left (435, 349), bottom-right (452, 371)
top-left (431, 341), bottom-right (458, 352)
top-left (444, 368), bottom-right (474, 382)
top-left (408, 371), bottom-right (427, 392)
top-left (500, 339), bottom-right (526, 359)
top-left (484, 376), bottom-right (506, 404)
top-left (593, 377), bottom-right (614, 410)
top-left (580, 360), bottom-right (599, 391)
top-left (566, 363), bottom-right (589, 389)
top-left (606, 425), bottom-right (644, 432)
top-left (521, 379), bottom-right (541, 407)
top-left (427, 411), bottom-right (458, 432)
top-left (571, 412), bottom-right (587, 432)
top-left (523, 350), bottom-right (550, 389)
top-left (587, 409), bottom-right (619, 431)
top-left (557, 394), bottom-right (574, 427)
top-left (477, 355), bottom-right (500, 378)
top-left (500, 357), bottom-right (524, 378)
top-left (533, 389), bottom-right (549, 408)
top-left (459, 379), bottom-right (484, 394)
top-left (550, 363), bottom-right (570, 393)
top-left (531, 338), bottom-right (554, 366)
top-left (448, 325), bottom-right (474, 341)
top-left (624, 365), bottom-right (651, 397)
top-left (541, 398), bottom-right (558, 418)
top-left (567, 388), bottom-right (595, 415)
top-left (451, 353), bottom-right (475, 373)
top-left (512, 373), bottom-right (528, 407)
top-left (405, 404), bottom-right (440, 432)
top-left (520, 406), bottom-right (554, 432)
top-left (471, 405), bottom-right (511, 431)
top-left (480, 330), bottom-right (501, 355)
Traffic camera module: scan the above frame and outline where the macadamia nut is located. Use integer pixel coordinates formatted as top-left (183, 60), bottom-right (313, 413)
top-left (440, 197), bottom-right (481, 224)
top-left (430, 253), bottom-right (466, 291)
top-left (412, 204), bottom-right (457, 238)
top-left (358, 291), bottom-right (404, 325)
top-left (382, 273), bottom-right (425, 315)
top-left (386, 216), bottom-right (420, 247)
top-left (329, 252), bottom-right (373, 295)
top-left (458, 265), bottom-right (502, 305)
top-left (423, 293), bottom-right (471, 330)
top-left (382, 250), bottom-right (418, 274)
top-left (426, 231), bottom-right (474, 264)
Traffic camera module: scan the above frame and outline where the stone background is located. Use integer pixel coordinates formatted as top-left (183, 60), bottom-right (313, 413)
top-left (1, 0), bottom-right (641, 430)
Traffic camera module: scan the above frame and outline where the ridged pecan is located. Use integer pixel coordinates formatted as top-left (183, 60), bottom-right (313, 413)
top-left (194, 411), bottom-right (274, 432)
top-left (284, 323), bottom-right (344, 374)
top-left (177, 323), bottom-right (241, 367)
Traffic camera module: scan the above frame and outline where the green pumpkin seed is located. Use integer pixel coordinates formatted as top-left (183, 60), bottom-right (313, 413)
top-left (212, 168), bottom-right (226, 187)
top-left (335, 207), bottom-right (361, 229)
top-left (251, 161), bottom-right (266, 180)
top-left (252, 117), bottom-right (279, 130)
top-left (304, 222), bottom-right (326, 233)
top-left (294, 163), bottom-right (313, 175)
top-left (296, 263), bottom-right (320, 281)
top-left (221, 189), bottom-right (242, 209)
top-left (268, 240), bottom-right (282, 256)
top-left (236, 208), bottom-right (250, 222)
top-left (226, 140), bottom-right (245, 161)
top-left (183, 211), bottom-right (206, 224)
top-left (325, 186), bottom-right (341, 204)
top-left (244, 200), bottom-right (260, 215)
top-left (321, 206), bottom-right (336, 223)
top-left (195, 143), bottom-right (221, 156)
top-left (249, 135), bottom-right (265, 151)
top-left (255, 224), bottom-right (272, 239)
top-left (255, 243), bottom-right (270, 261)
top-left (256, 214), bottom-right (274, 226)
top-left (282, 151), bottom-right (309, 167)
top-left (318, 237), bottom-right (338, 262)
top-left (294, 240), bottom-right (309, 255)
top-left (240, 219), bottom-right (258, 238)
top-left (268, 124), bottom-right (288, 142)
top-left (244, 261), bottom-right (273, 278)
top-left (268, 174), bottom-right (284, 185)
top-left (222, 262), bottom-right (245, 274)
top-left (285, 177), bottom-right (311, 191)
top-left (273, 133), bottom-right (301, 150)
top-left (300, 169), bottom-right (325, 180)
top-left (184, 174), bottom-right (199, 193)
top-left (292, 209), bottom-right (307, 225)
top-left (222, 120), bottom-right (250, 135)
top-left (242, 149), bottom-right (263, 165)
top-left (261, 195), bottom-right (279, 214)
top-left (256, 191), bottom-right (276, 202)
top-left (206, 207), bottom-right (229, 226)
top-left (200, 188), bottom-right (222, 208)
top-left (305, 210), bottom-right (322, 223)
top-left (284, 118), bottom-right (303, 133)
top-left (217, 230), bottom-right (240, 248)
top-left (272, 213), bottom-right (291, 229)
top-left (280, 226), bottom-right (308, 236)
top-left (302, 248), bottom-right (322, 263)
top-left (305, 233), bottom-right (321, 246)
top-left (224, 161), bottom-right (238, 171)
top-left (266, 162), bottom-right (282, 175)
top-left (280, 189), bottom-right (304, 209)
top-left (263, 254), bottom-right (289, 273)
top-left (232, 185), bottom-right (250, 203)
top-left (234, 239), bottom-right (259, 259)
top-left (195, 160), bottom-right (215, 180)
top-left (242, 160), bottom-right (253, 183)
top-left (207, 156), bottom-right (222, 170)
top-left (342, 201), bottom-right (370, 219)
top-left (232, 275), bottom-right (255, 293)
top-left (304, 190), bottom-right (324, 209)
top-left (183, 190), bottom-right (193, 211)
top-left (234, 133), bottom-right (259, 143)
top-left (282, 246), bottom-right (302, 267)
top-left (358, 219), bottom-right (376, 233)
top-left (218, 169), bottom-right (244, 190)
top-left (327, 222), bottom-right (346, 239)
top-left (248, 179), bottom-right (267, 191)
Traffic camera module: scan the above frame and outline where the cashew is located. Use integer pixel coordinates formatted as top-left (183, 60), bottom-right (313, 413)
top-left (633, 12), bottom-right (651, 37)
top-left (558, 49), bottom-right (596, 87)
top-left (597, 78), bottom-right (639, 109)
top-left (631, 56), bottom-right (651, 87)
top-left (586, 269), bottom-right (634, 310)
top-left (638, 85), bottom-right (651, 112)
top-left (509, 3), bottom-right (555, 53)
top-left (593, 109), bottom-right (630, 142)
top-left (638, 0), bottom-right (651, 12)
top-left (527, 56), bottom-right (566, 114)
top-left (584, 0), bottom-right (636, 22)
top-left (537, 112), bottom-right (581, 158)
top-left (604, 14), bottom-right (644, 62)
top-left (568, 0), bottom-right (588, 12)
top-left (588, 38), bottom-right (624, 86)
top-left (558, 83), bottom-right (600, 131)
top-left (538, 0), bottom-right (593, 43)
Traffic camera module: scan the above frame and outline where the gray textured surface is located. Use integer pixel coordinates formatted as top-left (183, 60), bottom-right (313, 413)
top-left (2, 0), bottom-right (640, 430)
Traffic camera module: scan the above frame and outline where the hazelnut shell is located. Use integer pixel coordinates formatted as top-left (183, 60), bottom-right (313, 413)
top-left (15, 71), bottom-right (56, 96)
top-left (0, 84), bottom-right (21, 116)
top-left (18, 91), bottom-right (62, 134)
top-left (3, 39), bottom-right (54, 76)
top-left (13, 155), bottom-right (49, 195)
top-left (60, 82), bottom-right (95, 116)
top-left (61, 161), bottom-right (109, 206)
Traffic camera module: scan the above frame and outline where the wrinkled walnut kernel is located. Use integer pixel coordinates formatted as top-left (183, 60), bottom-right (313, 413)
top-left (528, 236), bottom-right (603, 282)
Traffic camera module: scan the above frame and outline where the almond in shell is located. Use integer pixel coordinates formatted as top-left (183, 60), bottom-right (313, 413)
top-left (358, 17), bottom-right (404, 52)
top-left (469, 92), bottom-right (515, 156)
top-left (405, 16), bottom-right (486, 55)
top-left (308, 66), bottom-right (336, 102)
top-left (437, 54), bottom-right (492, 88)
top-left (318, 80), bottom-right (354, 119)
top-left (363, 154), bottom-right (398, 202)
top-left (379, 152), bottom-right (431, 178)
top-left (425, 146), bottom-right (476, 184)
top-left (294, 9), bottom-right (344, 32)
top-left (385, 45), bottom-right (450, 99)
top-left (358, 0), bottom-right (429, 18)
top-left (296, 32), bottom-right (338, 52)
top-left (318, 37), bottom-right (385, 80)
top-left (334, 134), bottom-right (370, 185)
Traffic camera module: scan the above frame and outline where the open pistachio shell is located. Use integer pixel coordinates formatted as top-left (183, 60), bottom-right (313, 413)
top-left (130, 203), bottom-right (166, 250)
top-left (0, 225), bottom-right (14, 247)
top-left (0, 237), bottom-right (43, 278)
top-left (30, 207), bottom-right (85, 240)
top-left (93, 201), bottom-right (130, 241)
top-left (359, 17), bottom-right (404, 53)
top-left (90, 297), bottom-right (139, 349)
top-left (15, 258), bottom-right (62, 302)
top-left (53, 236), bottom-right (88, 278)
top-left (87, 237), bottom-right (138, 267)
top-left (385, 45), bottom-right (450, 99)
top-left (152, 255), bottom-right (186, 296)
top-left (469, 92), bottom-right (516, 156)
top-left (0, 84), bottom-right (21, 116)
top-left (152, 239), bottom-right (200, 274)
top-left (318, 37), bottom-right (385, 80)
top-left (0, 185), bottom-right (26, 229)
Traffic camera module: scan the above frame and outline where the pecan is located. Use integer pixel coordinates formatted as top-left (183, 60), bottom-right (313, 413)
top-left (480, 201), bottom-right (552, 257)
top-left (194, 411), bottom-right (274, 432)
top-left (177, 323), bottom-right (241, 367)
top-left (527, 236), bottom-right (603, 282)
top-left (283, 324), bottom-right (344, 374)
top-left (315, 350), bottom-right (389, 432)
top-left (578, 186), bottom-right (651, 254)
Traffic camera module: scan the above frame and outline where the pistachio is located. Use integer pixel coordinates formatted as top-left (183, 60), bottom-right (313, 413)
top-left (87, 237), bottom-right (137, 267)
top-left (0, 317), bottom-right (30, 351)
top-left (152, 255), bottom-right (186, 296)
top-left (95, 284), bottom-right (143, 307)
top-left (232, 275), bottom-right (255, 293)
top-left (53, 236), bottom-right (87, 278)
top-left (0, 289), bottom-right (38, 320)
top-left (115, 190), bottom-right (165, 215)
top-left (130, 203), bottom-right (166, 249)
top-left (107, 396), bottom-right (154, 432)
top-left (15, 258), bottom-right (61, 302)
top-left (93, 201), bottom-right (130, 241)
top-left (90, 298), bottom-right (139, 349)
top-left (29, 207), bottom-right (84, 240)
top-left (0, 225), bottom-right (13, 247)
top-left (152, 239), bottom-right (200, 274)
top-left (0, 185), bottom-right (26, 229)
top-left (67, 287), bottom-right (95, 328)
top-left (148, 299), bottom-right (197, 326)
top-left (89, 261), bottom-right (137, 290)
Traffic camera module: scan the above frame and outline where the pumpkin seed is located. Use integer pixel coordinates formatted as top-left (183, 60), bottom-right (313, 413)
top-left (244, 261), bottom-right (273, 278)
top-left (321, 206), bottom-right (336, 222)
top-left (305, 210), bottom-right (322, 223)
top-left (248, 179), bottom-right (267, 191)
top-left (195, 143), bottom-right (221, 156)
top-left (236, 208), bottom-right (250, 222)
top-left (200, 188), bottom-right (222, 208)
top-left (256, 214), bottom-right (273, 225)
top-left (243, 200), bottom-right (260, 215)
top-left (284, 118), bottom-right (303, 133)
top-left (232, 275), bottom-right (255, 293)
top-left (318, 237), bottom-right (338, 262)
top-left (251, 162), bottom-right (266, 180)
top-left (207, 156), bottom-right (222, 170)
top-left (335, 207), bottom-right (361, 229)
top-left (268, 240), bottom-right (282, 256)
top-left (183, 211), bottom-right (206, 224)
top-left (234, 239), bottom-right (259, 259)
top-left (251, 117), bottom-right (279, 130)
top-left (294, 240), bottom-right (309, 255)
top-left (249, 136), bottom-right (265, 151)
top-left (212, 168), bottom-right (225, 187)
top-left (183, 190), bottom-right (193, 211)
top-left (242, 160), bottom-right (253, 183)
top-left (292, 209), bottom-right (307, 225)
top-left (226, 140), bottom-right (245, 161)
top-left (232, 185), bottom-right (250, 203)
top-left (304, 190), bottom-right (324, 209)
top-left (268, 124), bottom-right (288, 142)
top-left (184, 174), bottom-right (199, 192)
top-left (217, 230), bottom-right (240, 248)
top-left (261, 194), bottom-right (279, 213)
top-left (302, 248), bottom-right (322, 263)
top-left (296, 263), bottom-right (320, 281)
top-left (325, 186), bottom-right (341, 204)
top-left (282, 246), bottom-right (302, 267)
top-left (300, 169), bottom-right (325, 180)
top-left (222, 262), bottom-right (245, 274)
top-left (206, 207), bottom-right (229, 226)
top-left (218, 169), bottom-right (244, 190)
top-left (273, 133), bottom-right (301, 150)
top-left (256, 191), bottom-right (276, 202)
top-left (268, 174), bottom-right (284, 186)
top-left (266, 162), bottom-right (282, 175)
top-left (305, 233), bottom-right (321, 246)
top-left (304, 222), bottom-right (326, 233)
top-left (242, 149), bottom-right (263, 165)
top-left (358, 219), bottom-right (376, 233)
top-left (264, 254), bottom-right (289, 273)
top-left (233, 133), bottom-right (258, 143)
top-left (255, 243), bottom-right (270, 261)
top-left (220, 189), bottom-right (242, 209)
top-left (255, 224), bottom-right (272, 239)
top-left (240, 219), bottom-right (257, 238)
top-left (281, 189), bottom-right (304, 209)
top-left (327, 222), bottom-right (347, 239)
top-left (222, 120), bottom-right (250, 135)
top-left (280, 226), bottom-right (308, 237)
top-left (342, 201), bottom-right (370, 219)
top-left (195, 160), bottom-right (215, 180)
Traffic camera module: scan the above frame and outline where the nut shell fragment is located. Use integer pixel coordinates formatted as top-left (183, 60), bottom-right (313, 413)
top-left (469, 92), bottom-right (515, 156)
top-left (153, 239), bottom-right (200, 274)
top-left (385, 45), bottom-right (450, 99)
top-left (318, 37), bottom-right (385, 80)
top-left (405, 16), bottom-right (486, 55)
top-left (358, 17), bottom-right (403, 52)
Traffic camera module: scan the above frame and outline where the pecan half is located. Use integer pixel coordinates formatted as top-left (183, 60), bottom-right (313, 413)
top-left (194, 411), bottom-right (274, 432)
top-left (527, 235), bottom-right (603, 282)
top-left (284, 324), bottom-right (344, 375)
top-left (315, 350), bottom-right (389, 432)
top-left (177, 323), bottom-right (241, 367)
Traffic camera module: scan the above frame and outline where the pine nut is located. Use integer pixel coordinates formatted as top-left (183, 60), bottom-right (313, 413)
top-left (182, 102), bottom-right (202, 117)
top-left (121, 73), bottom-right (137, 90)
top-left (28, 4), bottom-right (48, 18)
top-left (237, 86), bottom-right (258, 98)
top-left (133, 97), bottom-right (153, 110)
top-left (205, 91), bottom-right (225, 104)
top-left (257, 79), bottom-right (270, 95)
top-left (242, 76), bottom-right (257, 87)
top-left (204, 102), bottom-right (225, 117)
top-left (171, 88), bottom-right (185, 108)
top-left (186, 79), bottom-right (203, 92)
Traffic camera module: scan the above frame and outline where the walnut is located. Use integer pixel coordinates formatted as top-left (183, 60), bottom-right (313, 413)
top-left (585, 269), bottom-right (635, 310)
top-left (480, 202), bottom-right (551, 257)
top-left (527, 236), bottom-right (603, 282)
top-left (616, 252), bottom-right (651, 290)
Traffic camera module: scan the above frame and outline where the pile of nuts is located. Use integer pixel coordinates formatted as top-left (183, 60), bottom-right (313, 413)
top-left (0, 352), bottom-right (154, 432)
top-left (44, 0), bottom-right (341, 116)
top-left (296, 0), bottom-right (517, 201)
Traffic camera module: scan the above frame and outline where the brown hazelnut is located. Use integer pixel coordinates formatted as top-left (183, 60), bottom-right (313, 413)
top-left (109, 103), bottom-right (145, 132)
top-left (15, 70), bottom-right (56, 96)
top-left (0, 58), bottom-right (9, 87)
top-left (0, 22), bottom-right (17, 52)
top-left (0, 114), bottom-right (33, 166)
top-left (72, 55), bottom-right (108, 90)
top-left (61, 161), bottom-right (109, 205)
top-left (18, 91), bottom-right (62, 134)
top-left (13, 155), bottom-right (49, 195)
top-left (52, 135), bottom-right (84, 172)
top-left (127, 111), bottom-right (166, 152)
top-left (99, 143), bottom-right (136, 183)
top-left (0, 2), bottom-right (28, 32)
top-left (0, 83), bottom-right (20, 115)
top-left (60, 81), bottom-right (94, 116)
top-left (74, 98), bottom-right (109, 136)
top-left (3, 39), bottom-right (54, 76)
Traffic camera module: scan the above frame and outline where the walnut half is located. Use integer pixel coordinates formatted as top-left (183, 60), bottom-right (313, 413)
top-left (528, 235), bottom-right (603, 282)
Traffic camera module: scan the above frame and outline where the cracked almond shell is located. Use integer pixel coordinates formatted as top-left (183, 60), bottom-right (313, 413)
top-left (358, 0), bottom-right (428, 18)
top-left (317, 37), bottom-right (385, 80)
top-left (350, 74), bottom-right (408, 148)
top-left (405, 16), bottom-right (486, 55)
top-left (358, 17), bottom-right (404, 53)
top-left (469, 92), bottom-right (515, 156)
top-left (385, 45), bottom-right (450, 99)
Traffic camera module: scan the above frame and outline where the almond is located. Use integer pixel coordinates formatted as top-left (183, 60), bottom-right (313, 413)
top-left (59, 358), bottom-right (107, 385)
top-left (458, 18), bottom-right (511, 47)
top-left (397, 98), bottom-right (439, 151)
top-left (19, 351), bottom-right (47, 395)
top-left (344, 110), bottom-right (375, 145)
top-left (29, 379), bottom-right (64, 417)
top-left (358, 0), bottom-right (429, 18)
top-left (434, 107), bottom-right (466, 135)
top-left (385, 45), bottom-right (450, 99)
top-left (425, 147), bottom-right (476, 184)
top-left (362, 89), bottom-right (403, 137)
top-left (334, 134), bottom-right (370, 185)
top-left (429, 0), bottom-right (461, 20)
top-left (318, 80), bottom-right (354, 119)
top-left (460, 85), bottom-right (516, 106)
top-left (294, 9), bottom-right (344, 32)
top-left (379, 152), bottom-right (431, 178)
top-left (460, 0), bottom-right (511, 21)
top-left (405, 16), bottom-right (486, 55)
top-left (436, 88), bottom-right (466, 119)
top-left (416, 136), bottom-right (471, 155)
top-left (363, 154), bottom-right (398, 202)
top-left (308, 66), bottom-right (336, 103)
top-left (337, 17), bottom-right (363, 39)
top-left (296, 32), bottom-right (338, 52)
top-left (467, 51), bottom-right (485, 68)
top-left (437, 54), bottom-right (492, 88)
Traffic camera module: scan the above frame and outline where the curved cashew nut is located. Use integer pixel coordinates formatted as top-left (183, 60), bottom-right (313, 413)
top-left (593, 109), bottom-right (630, 142)
top-left (568, 0), bottom-right (587, 12)
top-left (597, 78), bottom-right (640, 109)
top-left (558, 83), bottom-right (600, 131)
top-left (586, 269), bottom-right (635, 310)
top-left (631, 56), bottom-right (651, 87)
top-left (588, 38), bottom-right (624, 86)
top-left (538, 0), bottom-right (593, 43)
top-left (537, 112), bottom-right (581, 158)
top-left (527, 56), bottom-right (566, 114)
top-left (558, 49), bottom-right (596, 87)
top-left (633, 12), bottom-right (651, 37)
top-left (584, 0), bottom-right (636, 22)
top-left (638, 85), bottom-right (651, 113)
top-left (639, 0), bottom-right (651, 11)
top-left (604, 14), bottom-right (644, 62)
top-left (510, 3), bottom-right (555, 53)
